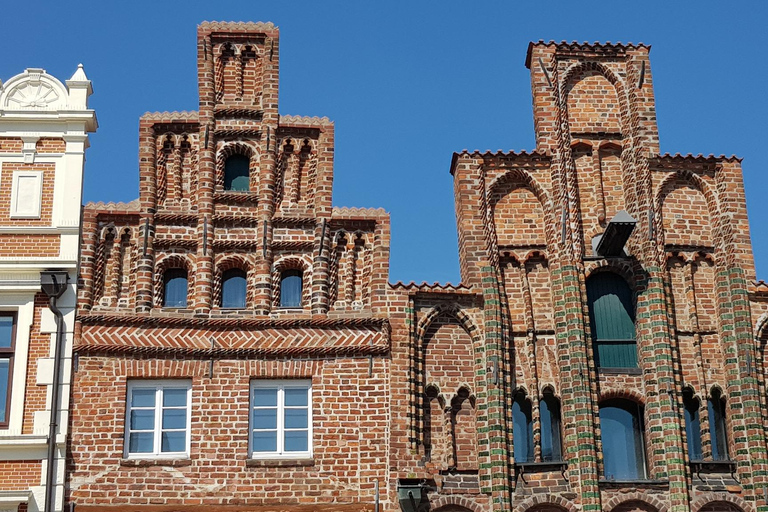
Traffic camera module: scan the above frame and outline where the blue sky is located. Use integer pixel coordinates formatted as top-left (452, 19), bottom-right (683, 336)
top-left (2, 1), bottom-right (766, 284)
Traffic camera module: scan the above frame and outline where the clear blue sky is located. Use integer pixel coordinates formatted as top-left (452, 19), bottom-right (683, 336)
top-left (2, 1), bottom-right (766, 284)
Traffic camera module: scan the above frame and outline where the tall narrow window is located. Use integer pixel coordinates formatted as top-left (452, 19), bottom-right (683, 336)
top-left (221, 269), bottom-right (247, 309)
top-left (540, 390), bottom-right (562, 462)
top-left (224, 154), bottom-right (250, 191)
top-left (587, 272), bottom-right (637, 369)
top-left (708, 389), bottom-right (729, 461)
top-left (512, 391), bottom-right (533, 463)
top-left (163, 268), bottom-right (188, 308)
top-left (279, 269), bottom-right (302, 308)
top-left (683, 388), bottom-right (702, 461)
top-left (0, 314), bottom-right (16, 428)
top-left (599, 399), bottom-right (647, 480)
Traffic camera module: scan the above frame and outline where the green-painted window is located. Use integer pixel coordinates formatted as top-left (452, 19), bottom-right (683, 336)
top-left (587, 272), bottom-right (637, 368)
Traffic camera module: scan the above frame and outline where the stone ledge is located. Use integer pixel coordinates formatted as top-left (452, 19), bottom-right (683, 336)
top-left (245, 458), bottom-right (315, 468)
top-left (119, 458), bottom-right (193, 467)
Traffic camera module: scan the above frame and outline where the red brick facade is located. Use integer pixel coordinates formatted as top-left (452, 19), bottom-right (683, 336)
top-left (67, 25), bottom-right (768, 512)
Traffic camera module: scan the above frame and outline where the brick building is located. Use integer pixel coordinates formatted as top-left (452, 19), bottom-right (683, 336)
top-left (67, 22), bottom-right (768, 512)
top-left (0, 66), bottom-right (96, 512)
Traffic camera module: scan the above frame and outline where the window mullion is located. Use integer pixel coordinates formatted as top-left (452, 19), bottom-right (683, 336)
top-left (277, 385), bottom-right (284, 454)
top-left (154, 386), bottom-right (162, 455)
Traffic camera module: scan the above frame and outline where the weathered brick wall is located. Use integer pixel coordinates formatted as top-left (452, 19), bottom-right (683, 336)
top-left (0, 461), bottom-right (42, 490)
top-left (69, 354), bottom-right (389, 508)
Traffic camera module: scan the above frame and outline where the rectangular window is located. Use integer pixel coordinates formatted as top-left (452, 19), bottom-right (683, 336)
top-left (125, 380), bottom-right (191, 458)
top-left (0, 314), bottom-right (16, 428)
top-left (250, 380), bottom-right (311, 459)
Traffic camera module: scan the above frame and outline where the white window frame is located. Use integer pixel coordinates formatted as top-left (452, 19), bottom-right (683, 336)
top-left (124, 380), bottom-right (191, 459)
top-left (10, 170), bottom-right (43, 219)
top-left (250, 380), bottom-right (312, 459)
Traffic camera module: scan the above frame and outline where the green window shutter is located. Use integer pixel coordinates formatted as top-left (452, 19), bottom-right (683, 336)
top-left (587, 273), bottom-right (637, 368)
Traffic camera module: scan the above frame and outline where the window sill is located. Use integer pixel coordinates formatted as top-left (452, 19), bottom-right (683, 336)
top-left (246, 458), bottom-right (315, 468)
top-left (120, 458), bottom-right (192, 467)
top-left (599, 367), bottom-right (642, 375)
top-left (690, 459), bottom-right (736, 474)
top-left (599, 478), bottom-right (668, 488)
top-left (515, 461), bottom-right (567, 472)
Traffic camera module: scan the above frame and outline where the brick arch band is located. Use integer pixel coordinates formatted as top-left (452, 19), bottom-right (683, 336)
top-left (691, 493), bottom-right (751, 512)
top-left (153, 254), bottom-right (194, 308)
top-left (271, 255), bottom-right (312, 309)
top-left (603, 491), bottom-right (668, 512)
top-left (513, 494), bottom-right (578, 512)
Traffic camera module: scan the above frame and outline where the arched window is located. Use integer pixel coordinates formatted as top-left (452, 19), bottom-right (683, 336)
top-left (683, 388), bottom-right (702, 461)
top-left (540, 390), bottom-right (562, 462)
top-left (221, 268), bottom-right (247, 309)
top-left (163, 268), bottom-right (188, 308)
top-left (587, 272), bottom-right (637, 369)
top-left (708, 389), bottom-right (729, 461)
top-left (599, 399), bottom-right (646, 480)
top-left (279, 269), bottom-right (303, 308)
top-left (224, 154), bottom-right (250, 191)
top-left (512, 391), bottom-right (533, 463)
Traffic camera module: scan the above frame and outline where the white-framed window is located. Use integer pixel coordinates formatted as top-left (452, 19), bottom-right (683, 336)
top-left (125, 380), bottom-right (191, 458)
top-left (10, 170), bottom-right (43, 218)
top-left (250, 380), bottom-right (312, 459)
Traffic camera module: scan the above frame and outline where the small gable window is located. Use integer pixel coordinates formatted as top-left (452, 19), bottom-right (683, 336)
top-left (512, 390), bottom-right (533, 463)
top-left (224, 154), bottom-right (250, 192)
top-left (279, 269), bottom-right (303, 308)
top-left (540, 390), bottom-right (563, 462)
top-left (221, 269), bottom-right (247, 309)
top-left (587, 272), bottom-right (637, 369)
top-left (163, 268), bottom-right (188, 308)
top-left (708, 389), bottom-right (729, 461)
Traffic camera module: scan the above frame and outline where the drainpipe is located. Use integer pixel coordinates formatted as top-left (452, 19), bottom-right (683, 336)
top-left (40, 271), bottom-right (69, 512)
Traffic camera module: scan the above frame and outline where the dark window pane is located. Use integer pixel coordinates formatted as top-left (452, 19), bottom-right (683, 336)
top-left (284, 430), bottom-right (308, 452)
top-left (587, 273), bottom-right (637, 368)
top-left (252, 430), bottom-right (277, 452)
top-left (0, 359), bottom-right (9, 424)
top-left (709, 392), bottom-right (729, 460)
top-left (130, 409), bottom-right (155, 431)
top-left (252, 388), bottom-right (278, 407)
top-left (129, 432), bottom-right (154, 453)
top-left (599, 399), bottom-right (646, 480)
top-left (161, 431), bottom-right (186, 452)
top-left (0, 316), bottom-right (13, 348)
top-left (284, 388), bottom-right (308, 407)
top-left (541, 394), bottom-right (562, 462)
top-left (162, 388), bottom-right (187, 407)
top-left (683, 390), bottom-right (702, 460)
top-left (280, 270), bottom-right (302, 308)
top-left (163, 269), bottom-right (188, 308)
top-left (131, 388), bottom-right (156, 408)
top-left (222, 269), bottom-right (247, 309)
top-left (512, 394), bottom-right (533, 463)
top-left (161, 408), bottom-right (186, 430)
top-left (224, 155), bottom-right (250, 191)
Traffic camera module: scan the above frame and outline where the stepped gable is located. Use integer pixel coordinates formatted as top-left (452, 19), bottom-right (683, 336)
top-left (84, 200), bottom-right (140, 213)
top-left (279, 115), bottom-right (333, 128)
top-left (140, 111), bottom-right (199, 122)
top-left (653, 152), bottom-right (743, 163)
top-left (332, 206), bottom-right (389, 220)
top-left (389, 281), bottom-right (474, 294)
top-left (525, 40), bottom-right (651, 68)
top-left (199, 20), bottom-right (277, 33)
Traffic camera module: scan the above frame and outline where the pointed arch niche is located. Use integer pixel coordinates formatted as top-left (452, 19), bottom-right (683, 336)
top-left (411, 304), bottom-right (480, 472)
